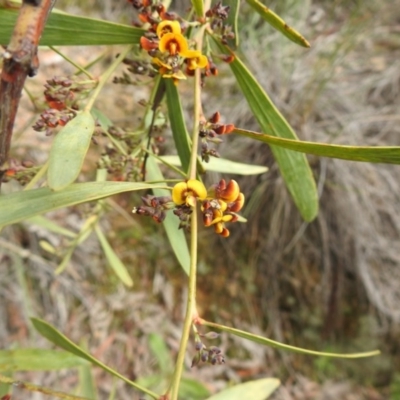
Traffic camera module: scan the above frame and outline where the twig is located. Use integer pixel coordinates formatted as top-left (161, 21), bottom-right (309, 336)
top-left (0, 0), bottom-right (56, 182)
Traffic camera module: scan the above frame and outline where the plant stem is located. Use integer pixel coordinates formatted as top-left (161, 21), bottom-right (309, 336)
top-left (84, 46), bottom-right (133, 112)
top-left (168, 204), bottom-right (198, 400)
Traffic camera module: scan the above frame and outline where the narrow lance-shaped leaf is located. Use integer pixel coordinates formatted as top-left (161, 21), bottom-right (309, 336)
top-left (214, 39), bottom-right (318, 221)
top-left (206, 378), bottom-right (280, 400)
top-left (234, 128), bottom-right (400, 164)
top-left (31, 318), bottom-right (159, 399)
top-left (165, 79), bottom-right (192, 175)
top-left (245, 0), bottom-right (310, 48)
top-left (0, 349), bottom-right (89, 371)
top-left (94, 225), bottom-right (134, 287)
top-left (48, 111), bottom-right (95, 191)
top-left (159, 155), bottom-right (268, 175)
top-left (199, 319), bottom-right (381, 358)
top-left (0, 7), bottom-right (144, 46)
top-left (0, 181), bottom-right (166, 227)
top-left (223, 0), bottom-right (240, 48)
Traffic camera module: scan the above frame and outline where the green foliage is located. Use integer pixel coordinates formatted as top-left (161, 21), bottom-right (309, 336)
top-left (0, 0), bottom-right (391, 398)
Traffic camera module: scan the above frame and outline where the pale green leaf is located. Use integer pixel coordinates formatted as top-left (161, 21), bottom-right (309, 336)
top-left (214, 40), bottom-right (318, 221)
top-left (200, 319), bottom-right (381, 358)
top-left (48, 111), bottom-right (95, 191)
top-left (31, 318), bottom-right (159, 399)
top-left (245, 0), bottom-right (310, 47)
top-left (0, 182), bottom-right (165, 227)
top-left (26, 215), bottom-right (76, 238)
top-left (206, 378), bottom-right (280, 400)
top-left (148, 333), bottom-right (172, 373)
top-left (159, 155), bottom-right (268, 175)
top-left (94, 225), bottom-right (133, 287)
top-left (79, 365), bottom-right (98, 400)
top-left (146, 157), bottom-right (190, 275)
top-left (0, 7), bottom-right (144, 46)
top-left (165, 79), bottom-right (192, 174)
top-left (0, 349), bottom-right (89, 371)
top-left (234, 128), bottom-right (400, 164)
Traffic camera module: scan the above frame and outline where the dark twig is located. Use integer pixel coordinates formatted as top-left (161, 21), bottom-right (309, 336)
top-left (0, 0), bottom-right (56, 186)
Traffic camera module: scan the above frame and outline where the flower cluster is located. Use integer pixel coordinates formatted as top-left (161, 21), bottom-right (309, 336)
top-left (200, 111), bottom-right (235, 162)
top-left (191, 331), bottom-right (225, 367)
top-left (172, 178), bottom-right (244, 237)
top-left (132, 179), bottom-right (244, 238)
top-left (140, 19), bottom-right (208, 81)
top-left (32, 76), bottom-right (95, 135)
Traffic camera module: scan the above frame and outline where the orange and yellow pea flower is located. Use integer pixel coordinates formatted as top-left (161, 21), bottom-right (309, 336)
top-left (156, 20), bottom-right (182, 38)
top-left (184, 50), bottom-right (209, 70)
top-left (159, 32), bottom-right (188, 56)
top-left (172, 180), bottom-right (207, 207)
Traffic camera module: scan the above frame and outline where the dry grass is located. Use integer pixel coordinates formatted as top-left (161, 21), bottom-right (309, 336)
top-left (1, 0), bottom-right (400, 399)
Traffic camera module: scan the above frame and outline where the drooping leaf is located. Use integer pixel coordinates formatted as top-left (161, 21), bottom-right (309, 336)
top-left (214, 39), bottom-right (318, 221)
top-left (165, 79), bottom-right (192, 174)
top-left (94, 225), bottom-right (134, 287)
top-left (148, 333), bottom-right (173, 374)
top-left (206, 378), bottom-right (280, 400)
top-left (31, 318), bottom-right (159, 399)
top-left (0, 349), bottom-right (89, 371)
top-left (245, 0), bottom-right (310, 48)
top-left (200, 319), bottom-right (381, 358)
top-left (159, 155), bottom-right (268, 175)
top-left (0, 7), bottom-right (144, 46)
top-left (48, 111), bottom-right (95, 191)
top-left (146, 157), bottom-right (190, 275)
top-left (234, 128), bottom-right (400, 164)
top-left (0, 182), bottom-right (165, 227)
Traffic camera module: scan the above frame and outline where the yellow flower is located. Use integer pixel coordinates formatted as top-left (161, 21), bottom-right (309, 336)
top-left (183, 50), bottom-right (208, 70)
top-left (159, 32), bottom-right (188, 56)
top-left (172, 179), bottom-right (207, 207)
top-left (156, 20), bottom-right (182, 38)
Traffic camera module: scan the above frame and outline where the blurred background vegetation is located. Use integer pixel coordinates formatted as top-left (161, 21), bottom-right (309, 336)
top-left (1, 0), bottom-right (400, 399)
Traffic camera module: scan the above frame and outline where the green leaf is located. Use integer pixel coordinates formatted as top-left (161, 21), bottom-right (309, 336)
top-left (26, 215), bottom-right (76, 238)
top-left (146, 157), bottom-right (190, 275)
top-left (200, 319), bottom-right (381, 358)
top-left (0, 373), bottom-right (90, 400)
top-left (94, 225), bottom-right (134, 287)
top-left (0, 349), bottom-right (89, 371)
top-left (31, 318), bottom-right (159, 399)
top-left (159, 155), bottom-right (268, 175)
top-left (206, 378), bottom-right (280, 400)
top-left (0, 7), bottom-right (144, 46)
top-left (0, 181), bottom-right (165, 227)
top-left (215, 40), bottom-right (318, 221)
top-left (48, 111), bottom-right (95, 191)
top-left (234, 128), bottom-right (400, 164)
top-left (165, 79), bottom-right (192, 174)
top-left (179, 378), bottom-right (210, 400)
top-left (224, 0), bottom-right (240, 48)
top-left (79, 365), bottom-right (98, 400)
top-left (245, 0), bottom-right (310, 48)
top-left (191, 0), bottom-right (204, 18)
top-left (148, 333), bottom-right (172, 374)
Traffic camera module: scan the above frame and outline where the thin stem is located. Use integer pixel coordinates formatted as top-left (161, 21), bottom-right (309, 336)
top-left (188, 36), bottom-right (206, 180)
top-left (84, 46), bottom-right (133, 112)
top-left (49, 46), bottom-right (94, 79)
top-left (168, 206), bottom-right (198, 400)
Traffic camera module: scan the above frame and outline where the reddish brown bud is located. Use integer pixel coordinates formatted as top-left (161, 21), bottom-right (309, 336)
top-left (209, 111), bottom-right (220, 124)
top-left (221, 54), bottom-right (235, 63)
